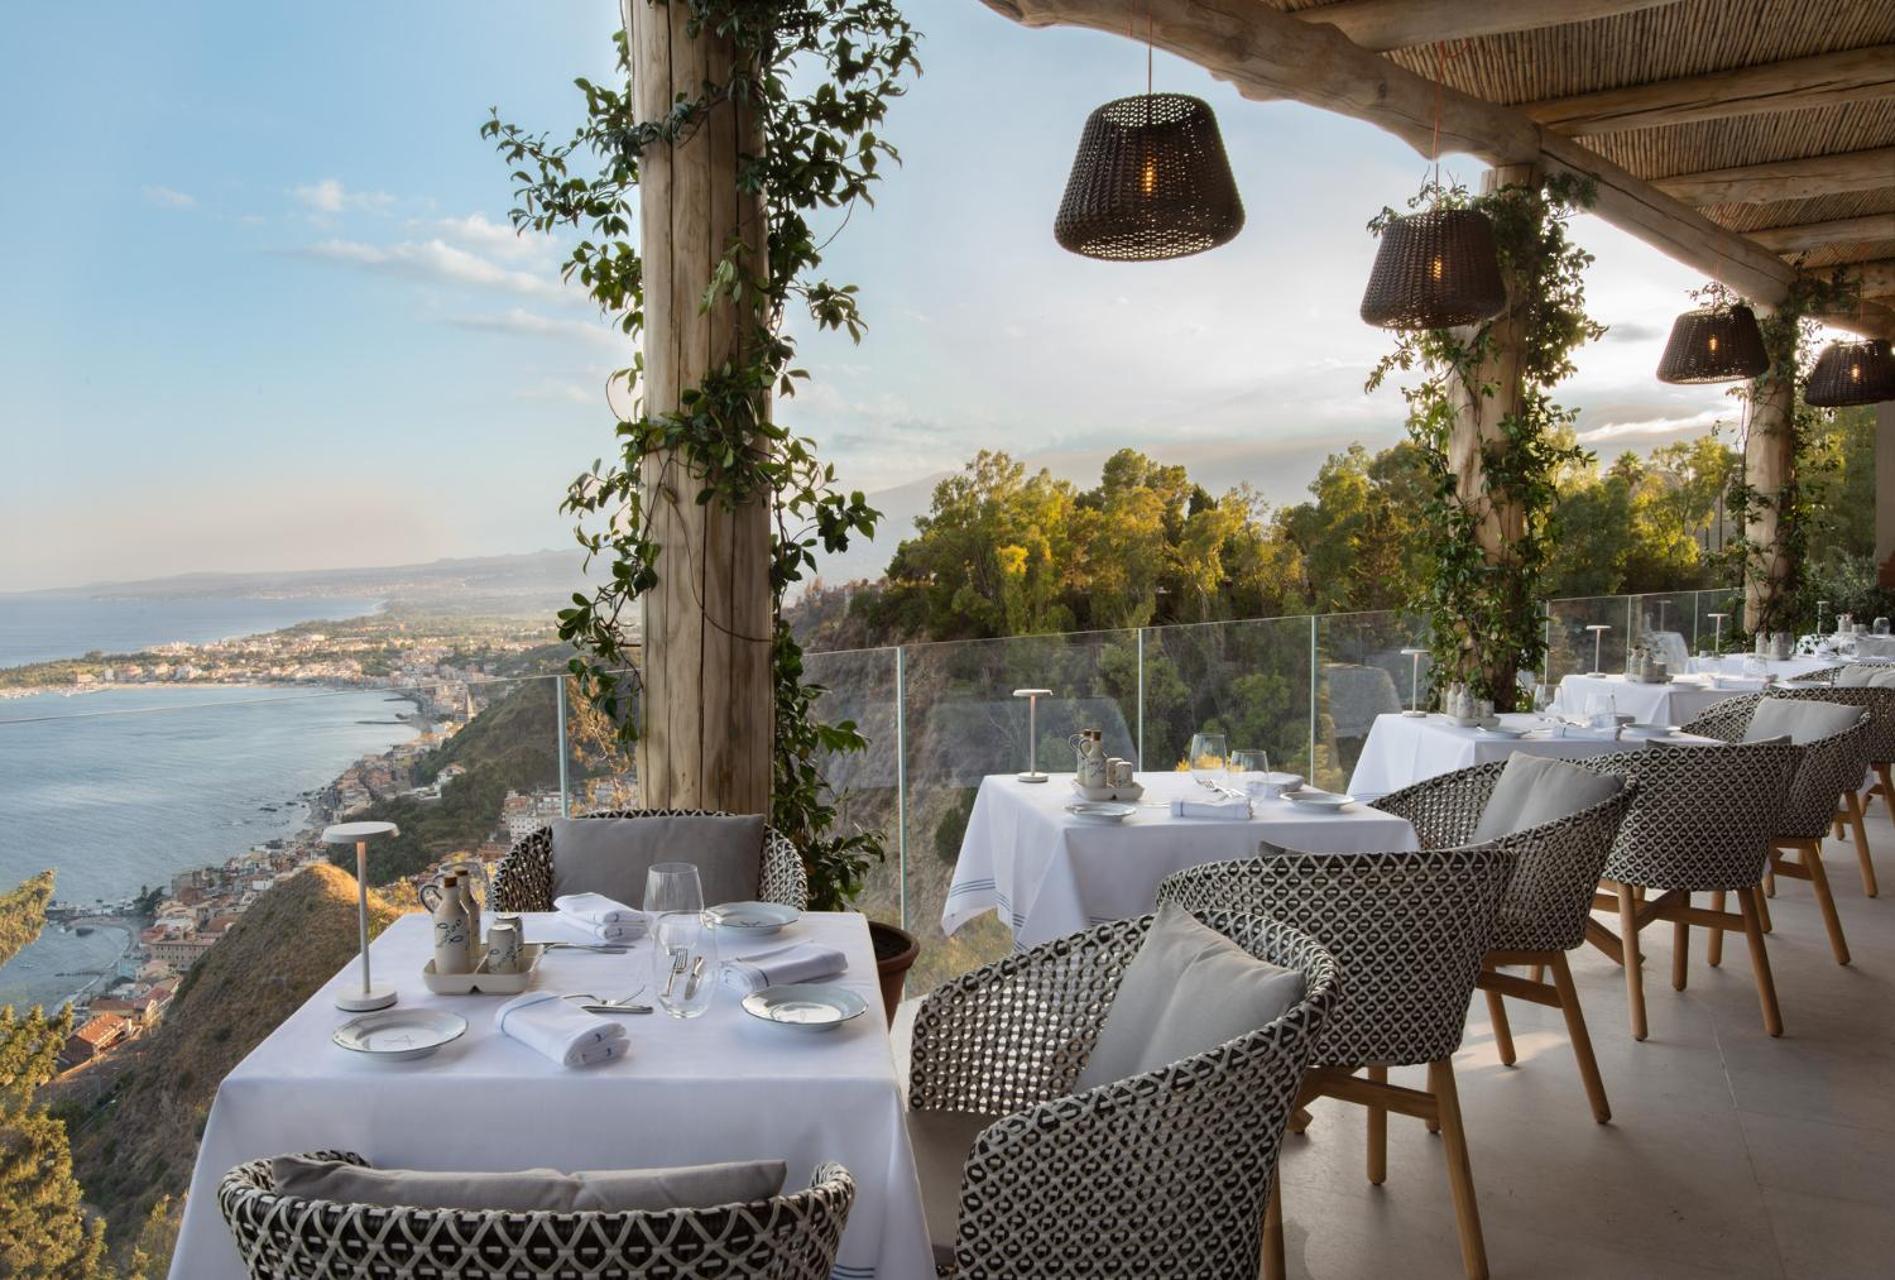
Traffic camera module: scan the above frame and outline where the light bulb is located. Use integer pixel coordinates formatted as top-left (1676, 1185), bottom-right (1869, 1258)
top-left (1708, 334), bottom-right (1719, 354)
top-left (1429, 256), bottom-right (1444, 281)
top-left (1850, 363), bottom-right (1863, 382)
top-left (1140, 161), bottom-right (1156, 195)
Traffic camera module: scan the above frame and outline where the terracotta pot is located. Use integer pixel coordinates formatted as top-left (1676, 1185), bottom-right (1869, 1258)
top-left (868, 919), bottom-right (920, 1028)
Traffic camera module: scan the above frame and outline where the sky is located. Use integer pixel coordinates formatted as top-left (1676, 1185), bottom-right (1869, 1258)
top-left (0, 0), bottom-right (1823, 593)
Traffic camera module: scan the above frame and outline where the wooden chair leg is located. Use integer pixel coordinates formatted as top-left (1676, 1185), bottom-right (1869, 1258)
top-left (1263, 1177), bottom-right (1285, 1280)
top-left (1619, 883), bottom-right (1647, 1041)
top-left (1549, 951), bottom-right (1610, 1124)
top-left (1706, 890), bottom-right (1727, 966)
top-left (1428, 1058), bottom-right (1489, 1280)
top-left (1764, 866), bottom-right (1776, 897)
top-left (1527, 964), bottom-right (1543, 984)
top-left (1876, 763), bottom-right (1895, 824)
top-left (1844, 789), bottom-right (1878, 898)
top-left (1366, 1064), bottom-right (1388, 1185)
top-left (1288, 1107), bottom-right (1313, 1135)
top-left (1754, 879), bottom-right (1773, 933)
top-left (1801, 840), bottom-right (1852, 966)
top-left (1484, 986), bottom-right (1516, 1066)
top-left (1671, 905), bottom-right (1690, 992)
top-left (1738, 887), bottom-right (1783, 1038)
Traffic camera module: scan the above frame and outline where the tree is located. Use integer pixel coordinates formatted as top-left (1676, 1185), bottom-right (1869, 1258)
top-left (0, 872), bottom-right (54, 969)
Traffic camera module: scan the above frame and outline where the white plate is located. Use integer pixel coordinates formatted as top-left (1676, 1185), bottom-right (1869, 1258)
top-left (1288, 790), bottom-right (1357, 812)
top-left (741, 983), bottom-right (869, 1032)
top-left (1476, 725), bottom-right (1528, 739)
top-left (705, 901), bottom-right (800, 934)
top-left (1065, 801), bottom-right (1137, 824)
top-left (1621, 723), bottom-right (1680, 739)
top-left (332, 1010), bottom-right (467, 1061)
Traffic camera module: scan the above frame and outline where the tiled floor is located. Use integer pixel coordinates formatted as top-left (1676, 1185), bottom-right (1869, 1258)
top-left (898, 801), bottom-right (1895, 1279)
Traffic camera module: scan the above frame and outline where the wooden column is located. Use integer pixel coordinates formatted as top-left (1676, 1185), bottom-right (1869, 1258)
top-left (1742, 327), bottom-right (1797, 633)
top-left (1443, 163), bottom-right (1536, 703)
top-left (629, 0), bottom-right (774, 813)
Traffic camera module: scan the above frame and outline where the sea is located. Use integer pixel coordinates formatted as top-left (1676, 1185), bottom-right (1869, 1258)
top-left (0, 596), bottom-right (415, 1010)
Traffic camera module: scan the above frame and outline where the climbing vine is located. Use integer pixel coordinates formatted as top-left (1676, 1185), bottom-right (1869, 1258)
top-left (1366, 175), bottom-right (1602, 709)
top-left (1702, 273), bottom-right (1857, 639)
top-left (486, 2), bottom-right (919, 909)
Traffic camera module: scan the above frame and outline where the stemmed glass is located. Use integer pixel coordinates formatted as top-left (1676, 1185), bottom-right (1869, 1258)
top-left (1230, 749), bottom-right (1271, 800)
top-left (1188, 732), bottom-right (1228, 791)
top-left (646, 862), bottom-right (715, 1018)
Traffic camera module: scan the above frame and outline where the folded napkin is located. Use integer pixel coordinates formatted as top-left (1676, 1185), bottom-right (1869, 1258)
top-left (1169, 796), bottom-right (1253, 821)
top-left (1558, 724), bottom-right (1622, 740)
top-left (719, 942), bottom-right (847, 996)
top-left (1713, 676), bottom-right (1769, 690)
top-left (496, 992), bottom-right (628, 1068)
top-left (554, 892), bottom-right (642, 926)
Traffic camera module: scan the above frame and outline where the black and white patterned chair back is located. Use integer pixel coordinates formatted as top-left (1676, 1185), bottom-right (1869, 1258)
top-left (490, 807), bottom-right (809, 913)
top-left (1757, 683), bottom-right (1895, 765)
top-left (1577, 741), bottom-right (1801, 890)
top-left (217, 1151), bottom-right (855, 1280)
top-left (1373, 762), bottom-right (1638, 953)
top-left (909, 911), bottom-right (1339, 1279)
top-left (1156, 848), bottom-right (1514, 1069)
top-left (1680, 695), bottom-right (1873, 840)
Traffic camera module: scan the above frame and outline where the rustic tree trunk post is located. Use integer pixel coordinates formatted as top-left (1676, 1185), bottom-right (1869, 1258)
top-left (1443, 162), bottom-right (1537, 705)
top-left (1742, 327), bottom-right (1798, 633)
top-left (629, 0), bottom-right (774, 813)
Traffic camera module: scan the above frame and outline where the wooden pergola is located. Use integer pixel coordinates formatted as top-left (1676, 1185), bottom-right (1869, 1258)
top-left (628, 0), bottom-right (1894, 811)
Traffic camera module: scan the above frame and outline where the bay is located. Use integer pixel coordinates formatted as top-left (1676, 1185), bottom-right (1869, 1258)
top-left (0, 595), bottom-right (383, 669)
top-left (0, 685), bottom-right (417, 1009)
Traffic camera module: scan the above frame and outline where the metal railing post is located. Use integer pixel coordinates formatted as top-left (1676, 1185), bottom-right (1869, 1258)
top-left (1308, 616), bottom-right (1319, 780)
top-left (1135, 627), bottom-right (1146, 770)
top-left (554, 677), bottom-right (571, 817)
top-left (894, 646), bottom-right (908, 930)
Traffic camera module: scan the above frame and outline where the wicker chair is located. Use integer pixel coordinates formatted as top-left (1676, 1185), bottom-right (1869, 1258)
top-left (1373, 764), bottom-right (1637, 1122)
top-left (1771, 681), bottom-right (1895, 895)
top-left (1569, 742), bottom-right (1799, 1039)
top-left (1681, 694), bottom-right (1873, 967)
top-left (490, 807), bottom-right (809, 912)
top-left (217, 1150), bottom-right (854, 1280)
top-left (907, 910), bottom-right (1340, 1280)
top-left (1158, 847), bottom-right (1517, 1280)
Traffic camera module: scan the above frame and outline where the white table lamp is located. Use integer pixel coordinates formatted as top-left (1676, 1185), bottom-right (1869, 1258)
top-left (1012, 688), bottom-right (1053, 782)
top-left (1399, 648), bottom-right (1429, 717)
top-left (1585, 624), bottom-right (1612, 677)
top-left (322, 820), bottom-right (400, 1011)
top-left (1707, 612), bottom-right (1730, 656)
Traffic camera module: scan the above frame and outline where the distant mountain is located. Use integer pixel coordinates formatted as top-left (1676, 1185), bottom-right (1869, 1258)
top-left (798, 470), bottom-right (950, 594)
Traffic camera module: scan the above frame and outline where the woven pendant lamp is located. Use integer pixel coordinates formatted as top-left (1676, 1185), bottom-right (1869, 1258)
top-left (1806, 338), bottom-right (1895, 407)
top-left (1655, 304), bottom-right (1769, 384)
top-left (1054, 92), bottom-right (1244, 262)
top-left (1359, 206), bottom-right (1507, 329)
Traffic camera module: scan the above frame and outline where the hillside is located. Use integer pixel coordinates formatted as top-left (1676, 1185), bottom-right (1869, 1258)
top-left (59, 865), bottom-right (401, 1251)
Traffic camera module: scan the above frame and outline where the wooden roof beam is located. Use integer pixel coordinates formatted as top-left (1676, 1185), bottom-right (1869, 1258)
top-left (1749, 214), bottom-right (1895, 254)
top-left (1835, 258), bottom-right (1895, 300)
top-left (1290, 0), bottom-right (1680, 54)
top-left (1655, 147), bottom-right (1895, 205)
top-left (1524, 45), bottom-right (1895, 137)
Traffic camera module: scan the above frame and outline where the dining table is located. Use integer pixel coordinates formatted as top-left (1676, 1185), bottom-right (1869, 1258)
top-left (1553, 672), bottom-right (1755, 727)
top-left (1343, 711), bottom-right (1718, 800)
top-left (169, 910), bottom-right (933, 1280)
top-left (1688, 653), bottom-right (1840, 679)
top-left (944, 769), bottom-right (1420, 949)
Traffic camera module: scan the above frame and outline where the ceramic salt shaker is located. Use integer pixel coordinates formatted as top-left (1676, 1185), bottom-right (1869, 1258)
top-left (456, 874), bottom-right (483, 961)
top-left (431, 874), bottom-right (473, 975)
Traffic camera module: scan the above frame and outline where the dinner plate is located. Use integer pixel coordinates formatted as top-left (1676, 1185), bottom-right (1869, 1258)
top-left (1288, 790), bottom-right (1356, 813)
top-left (705, 901), bottom-right (800, 934)
top-left (1065, 801), bottom-right (1137, 824)
top-left (332, 1010), bottom-right (467, 1062)
top-left (741, 983), bottom-right (869, 1032)
top-left (1476, 725), bottom-right (1528, 739)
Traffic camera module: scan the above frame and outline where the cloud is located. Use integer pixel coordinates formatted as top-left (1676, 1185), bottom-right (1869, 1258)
top-left (298, 238), bottom-right (563, 298)
top-left (513, 378), bottom-right (601, 406)
top-left (429, 212), bottom-right (544, 262)
top-left (1576, 408), bottom-right (1731, 448)
top-left (448, 306), bottom-right (621, 349)
top-left (1602, 320), bottom-right (1665, 344)
top-left (293, 178), bottom-right (395, 214)
top-left (142, 185), bottom-right (195, 209)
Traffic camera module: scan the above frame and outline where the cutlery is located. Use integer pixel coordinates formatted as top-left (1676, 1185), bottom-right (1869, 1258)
top-left (662, 949), bottom-right (687, 998)
top-left (682, 955), bottom-right (707, 1001)
top-left (538, 941), bottom-right (630, 954)
top-left (580, 1002), bottom-right (653, 1015)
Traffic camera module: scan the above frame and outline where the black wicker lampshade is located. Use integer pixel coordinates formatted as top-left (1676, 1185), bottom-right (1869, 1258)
top-left (1054, 93), bottom-right (1244, 262)
top-left (1655, 304), bottom-right (1769, 384)
top-left (1805, 338), bottom-right (1895, 407)
top-left (1359, 207), bottom-right (1508, 330)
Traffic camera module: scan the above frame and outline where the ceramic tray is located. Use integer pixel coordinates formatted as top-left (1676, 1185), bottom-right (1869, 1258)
top-left (1071, 780), bottom-right (1145, 802)
top-left (422, 943), bottom-right (545, 995)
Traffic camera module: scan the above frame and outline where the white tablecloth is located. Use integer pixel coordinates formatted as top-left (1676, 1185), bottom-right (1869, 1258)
top-left (1346, 712), bottom-right (1667, 799)
top-left (170, 912), bottom-right (930, 1280)
top-left (1554, 673), bottom-right (1746, 726)
top-left (1689, 654), bottom-right (1836, 679)
top-left (944, 772), bottom-right (1419, 948)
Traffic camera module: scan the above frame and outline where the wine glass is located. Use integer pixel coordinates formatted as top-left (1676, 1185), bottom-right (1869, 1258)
top-left (644, 862), bottom-right (704, 917)
top-left (1188, 732), bottom-right (1228, 791)
top-left (1531, 682), bottom-right (1555, 720)
top-left (652, 911), bottom-right (717, 1019)
top-left (1230, 749), bottom-right (1271, 799)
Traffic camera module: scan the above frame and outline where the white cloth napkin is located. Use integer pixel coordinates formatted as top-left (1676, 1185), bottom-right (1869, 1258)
top-left (1559, 724), bottom-right (1622, 740)
top-left (720, 942), bottom-right (847, 996)
top-left (495, 992), bottom-right (628, 1068)
top-left (1169, 796), bottom-right (1253, 820)
top-left (553, 893), bottom-right (648, 942)
top-left (553, 892), bottom-right (641, 925)
top-left (1713, 675), bottom-right (1769, 690)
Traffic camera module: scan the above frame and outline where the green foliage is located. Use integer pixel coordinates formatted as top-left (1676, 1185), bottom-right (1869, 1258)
top-left (1366, 176), bottom-right (1603, 707)
top-left (0, 1006), bottom-right (110, 1278)
top-left (486, 1), bottom-right (918, 909)
top-left (0, 871), bottom-right (55, 970)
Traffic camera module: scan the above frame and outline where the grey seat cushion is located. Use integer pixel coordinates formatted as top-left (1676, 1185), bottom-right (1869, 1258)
top-left (270, 1155), bottom-right (786, 1213)
top-left (1742, 698), bottom-right (1863, 746)
top-left (1074, 902), bottom-right (1306, 1092)
top-left (1471, 754), bottom-right (1623, 843)
top-left (907, 1108), bottom-right (1004, 1267)
top-left (549, 814), bottom-right (766, 908)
